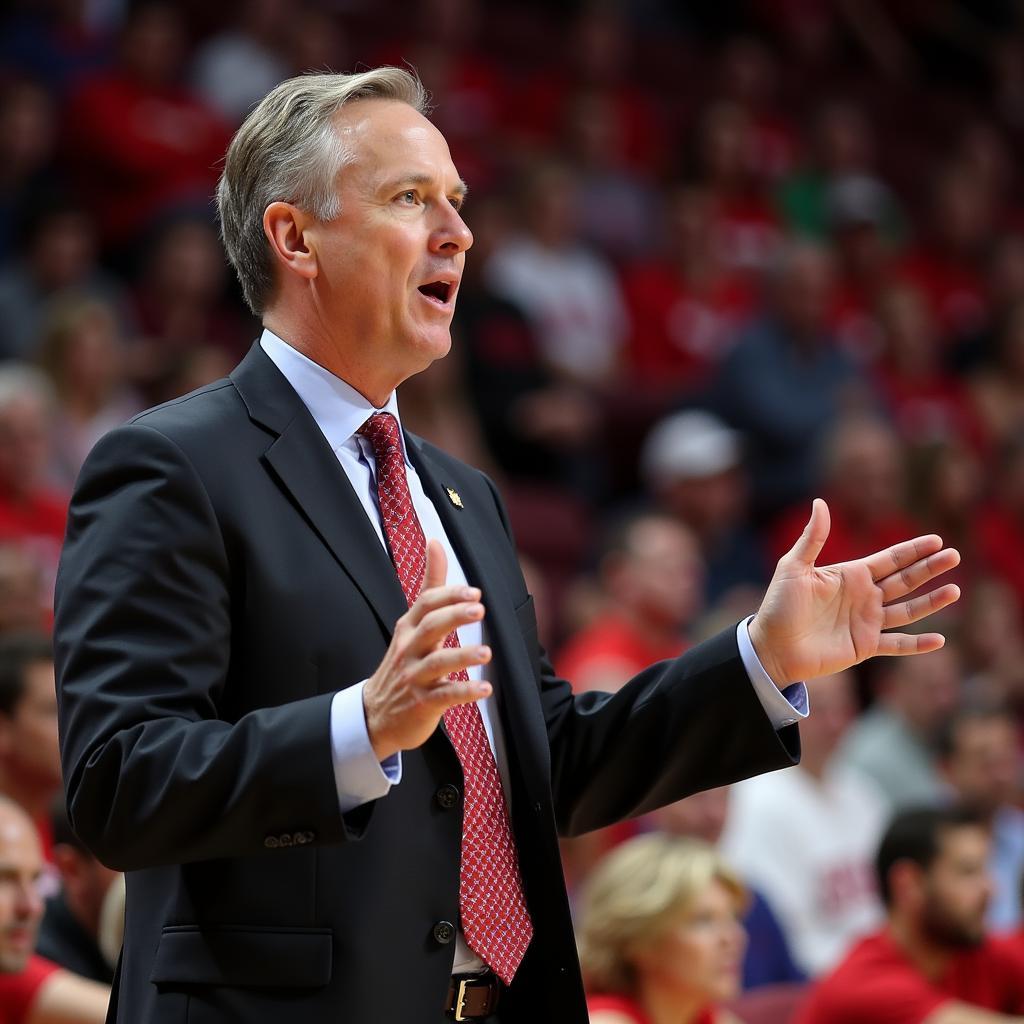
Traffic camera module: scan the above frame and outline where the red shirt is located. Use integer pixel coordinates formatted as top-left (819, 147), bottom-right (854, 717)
top-left (0, 956), bottom-right (60, 1024)
top-left (796, 930), bottom-right (1024, 1024)
top-left (587, 993), bottom-right (716, 1024)
top-left (556, 613), bottom-right (685, 694)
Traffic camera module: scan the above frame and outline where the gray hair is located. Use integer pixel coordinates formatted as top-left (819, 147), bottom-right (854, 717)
top-left (216, 68), bottom-right (430, 315)
top-left (0, 364), bottom-right (55, 414)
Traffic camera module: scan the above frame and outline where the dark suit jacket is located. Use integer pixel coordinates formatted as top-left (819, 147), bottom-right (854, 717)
top-left (54, 343), bottom-right (799, 1024)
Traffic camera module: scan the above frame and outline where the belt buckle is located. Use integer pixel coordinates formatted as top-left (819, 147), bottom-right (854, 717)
top-left (453, 978), bottom-right (471, 1022)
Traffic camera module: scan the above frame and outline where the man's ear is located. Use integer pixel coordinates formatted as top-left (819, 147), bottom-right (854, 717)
top-left (263, 202), bottom-right (318, 284)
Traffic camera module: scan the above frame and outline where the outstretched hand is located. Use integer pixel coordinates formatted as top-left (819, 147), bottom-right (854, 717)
top-left (748, 498), bottom-right (961, 689)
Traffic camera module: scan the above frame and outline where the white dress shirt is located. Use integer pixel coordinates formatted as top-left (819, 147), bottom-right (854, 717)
top-left (259, 327), bottom-right (809, 973)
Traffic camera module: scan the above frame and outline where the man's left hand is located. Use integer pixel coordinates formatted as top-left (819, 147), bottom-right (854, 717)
top-left (748, 498), bottom-right (961, 688)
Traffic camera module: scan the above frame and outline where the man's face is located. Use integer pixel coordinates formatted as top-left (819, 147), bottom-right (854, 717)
top-left (303, 99), bottom-right (472, 393)
top-left (919, 825), bottom-right (992, 948)
top-left (945, 717), bottom-right (1020, 815)
top-left (0, 807), bottom-right (44, 973)
top-left (2, 661), bottom-right (61, 794)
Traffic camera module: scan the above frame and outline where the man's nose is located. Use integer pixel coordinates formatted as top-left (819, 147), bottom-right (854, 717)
top-left (433, 205), bottom-right (473, 255)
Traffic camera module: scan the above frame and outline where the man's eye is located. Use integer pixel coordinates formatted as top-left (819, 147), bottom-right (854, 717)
top-left (399, 191), bottom-right (417, 204)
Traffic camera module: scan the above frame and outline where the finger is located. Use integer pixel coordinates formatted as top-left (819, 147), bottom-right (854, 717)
top-left (423, 538), bottom-right (448, 592)
top-left (875, 632), bottom-right (946, 656)
top-left (413, 601), bottom-right (486, 652)
top-left (882, 584), bottom-right (961, 630)
top-left (415, 644), bottom-right (492, 685)
top-left (427, 678), bottom-right (492, 712)
top-left (875, 548), bottom-right (961, 602)
top-left (786, 497), bottom-right (831, 566)
top-left (405, 582), bottom-right (481, 627)
top-left (863, 534), bottom-right (944, 583)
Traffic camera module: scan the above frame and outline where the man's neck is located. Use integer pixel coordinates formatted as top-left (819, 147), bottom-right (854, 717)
top-left (613, 600), bottom-right (683, 653)
top-left (887, 915), bottom-right (954, 982)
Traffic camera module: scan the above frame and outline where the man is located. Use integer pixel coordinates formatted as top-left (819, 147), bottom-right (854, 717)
top-left (37, 802), bottom-right (117, 984)
top-left (722, 670), bottom-right (888, 975)
top-left (838, 642), bottom-right (961, 809)
top-left (0, 795), bottom-right (108, 1023)
top-left (0, 635), bottom-right (62, 862)
top-left (797, 807), bottom-right (1024, 1024)
top-left (938, 706), bottom-right (1024, 930)
top-left (556, 511), bottom-right (703, 693)
top-left (54, 69), bottom-right (961, 1023)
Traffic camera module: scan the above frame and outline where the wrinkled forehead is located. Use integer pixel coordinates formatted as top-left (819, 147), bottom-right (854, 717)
top-left (332, 99), bottom-right (464, 191)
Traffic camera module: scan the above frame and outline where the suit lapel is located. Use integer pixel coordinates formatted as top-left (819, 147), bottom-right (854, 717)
top-left (230, 343), bottom-right (408, 637)
top-left (408, 438), bottom-right (551, 802)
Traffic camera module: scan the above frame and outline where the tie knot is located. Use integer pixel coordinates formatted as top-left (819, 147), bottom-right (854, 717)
top-left (357, 412), bottom-right (402, 456)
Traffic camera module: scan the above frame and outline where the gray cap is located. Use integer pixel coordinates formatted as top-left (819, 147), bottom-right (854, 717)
top-left (641, 410), bottom-right (742, 485)
top-left (827, 173), bottom-right (894, 230)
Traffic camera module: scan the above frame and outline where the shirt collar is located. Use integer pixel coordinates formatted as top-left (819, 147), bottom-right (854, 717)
top-left (259, 328), bottom-right (408, 463)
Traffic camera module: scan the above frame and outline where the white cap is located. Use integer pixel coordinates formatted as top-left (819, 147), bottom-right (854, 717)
top-left (641, 410), bottom-right (742, 485)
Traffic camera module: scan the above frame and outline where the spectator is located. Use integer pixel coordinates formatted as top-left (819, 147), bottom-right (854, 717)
top-left (769, 416), bottom-right (920, 567)
top-left (837, 645), bottom-right (962, 810)
top-left (640, 410), bottom-right (768, 608)
top-left (958, 578), bottom-right (1024, 712)
top-left (710, 241), bottom-right (869, 516)
top-left (796, 807), bottom-right (1024, 1024)
top-left (62, 2), bottom-right (231, 250)
top-left (976, 435), bottom-right (1024, 624)
top-left (722, 671), bottom-right (887, 976)
top-left (0, 635), bottom-right (61, 864)
top-left (484, 160), bottom-right (628, 387)
top-left (0, 197), bottom-right (122, 362)
top-left (0, 79), bottom-right (58, 266)
top-left (0, 549), bottom-right (45, 638)
top-left (36, 297), bottom-right (141, 491)
top-left (579, 835), bottom-right (746, 1024)
top-left (938, 707), bottom-right (1024, 931)
top-left (648, 787), bottom-right (805, 991)
top-left (556, 512), bottom-right (702, 694)
top-left (189, 0), bottom-right (290, 125)
top-left (37, 802), bottom-right (117, 984)
top-left (969, 300), bottom-right (1024, 450)
top-left (620, 186), bottom-right (756, 396)
top-left (0, 368), bottom-right (67, 608)
top-left (0, 795), bottom-right (108, 1023)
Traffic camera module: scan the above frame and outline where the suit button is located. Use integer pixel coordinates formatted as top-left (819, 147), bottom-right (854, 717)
top-left (436, 784), bottom-right (461, 810)
top-left (433, 920), bottom-right (455, 945)
top-left (279, 833), bottom-right (294, 847)
top-left (264, 837), bottom-right (280, 849)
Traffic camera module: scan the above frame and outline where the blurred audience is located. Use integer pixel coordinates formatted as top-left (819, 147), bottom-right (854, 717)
top-left (0, 795), bottom-right (108, 1023)
top-left (937, 706), bottom-right (1024, 931)
top-left (557, 512), bottom-right (702, 694)
top-left (640, 410), bottom-right (768, 609)
top-left (0, 549), bottom-right (45, 638)
top-left (0, 635), bottom-right (61, 864)
top-left (37, 803), bottom-right (117, 984)
top-left (0, 369), bottom-right (67, 609)
top-left (36, 297), bottom-right (140, 490)
top-left (648, 787), bottom-right (805, 991)
top-left (797, 807), bottom-right (1024, 1024)
top-left (838, 645), bottom-right (961, 810)
top-left (579, 835), bottom-right (746, 1024)
top-left (710, 241), bottom-right (868, 515)
top-left (722, 671), bottom-right (887, 976)
top-left (484, 161), bottom-right (627, 388)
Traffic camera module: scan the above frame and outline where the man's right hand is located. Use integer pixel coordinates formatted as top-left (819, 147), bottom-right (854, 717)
top-left (363, 539), bottom-right (492, 761)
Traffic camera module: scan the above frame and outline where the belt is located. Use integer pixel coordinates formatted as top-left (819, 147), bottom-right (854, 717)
top-left (444, 971), bottom-right (501, 1021)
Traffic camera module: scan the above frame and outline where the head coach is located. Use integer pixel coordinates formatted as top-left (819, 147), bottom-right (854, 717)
top-left (52, 68), bottom-right (961, 1023)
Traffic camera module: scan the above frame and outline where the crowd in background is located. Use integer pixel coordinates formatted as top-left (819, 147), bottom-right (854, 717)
top-left (2, 0), bottom-right (1024, 1021)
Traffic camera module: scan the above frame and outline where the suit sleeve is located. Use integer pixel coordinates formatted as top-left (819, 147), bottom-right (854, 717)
top-left (481, 474), bottom-right (800, 838)
top-left (55, 422), bottom-right (361, 871)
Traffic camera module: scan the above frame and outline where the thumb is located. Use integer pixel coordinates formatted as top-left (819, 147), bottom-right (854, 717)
top-left (787, 497), bottom-right (830, 566)
top-left (423, 538), bottom-right (448, 591)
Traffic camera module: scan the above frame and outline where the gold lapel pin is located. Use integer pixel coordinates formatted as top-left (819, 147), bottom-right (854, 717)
top-left (446, 487), bottom-right (464, 509)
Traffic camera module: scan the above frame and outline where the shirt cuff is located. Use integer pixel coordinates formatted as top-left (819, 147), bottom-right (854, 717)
top-left (737, 617), bottom-right (809, 730)
top-left (330, 681), bottom-right (402, 815)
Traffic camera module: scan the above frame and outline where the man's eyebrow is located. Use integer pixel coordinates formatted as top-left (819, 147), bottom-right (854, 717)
top-left (380, 172), bottom-right (469, 198)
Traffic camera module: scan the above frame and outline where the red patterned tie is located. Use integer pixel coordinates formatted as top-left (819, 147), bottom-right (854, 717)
top-left (357, 412), bottom-right (533, 984)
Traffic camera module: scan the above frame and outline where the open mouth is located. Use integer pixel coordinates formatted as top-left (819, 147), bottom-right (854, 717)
top-left (418, 280), bottom-right (453, 306)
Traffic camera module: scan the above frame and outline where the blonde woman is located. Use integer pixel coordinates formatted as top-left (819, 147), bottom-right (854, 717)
top-left (579, 835), bottom-right (747, 1024)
